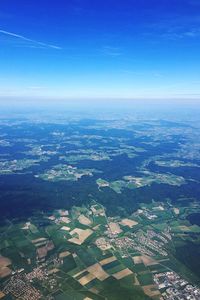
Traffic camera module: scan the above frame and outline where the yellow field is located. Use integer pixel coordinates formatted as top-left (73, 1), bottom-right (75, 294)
top-left (0, 256), bottom-right (11, 268)
top-left (60, 226), bottom-right (70, 231)
top-left (87, 263), bottom-right (109, 281)
top-left (78, 273), bottom-right (96, 285)
top-left (60, 216), bottom-right (71, 223)
top-left (120, 218), bottom-right (138, 228)
top-left (59, 251), bottom-right (71, 258)
top-left (89, 287), bottom-right (99, 294)
top-left (78, 214), bottom-right (92, 226)
top-left (0, 291), bottom-right (5, 299)
top-left (141, 255), bottom-right (158, 266)
top-left (134, 276), bottom-right (140, 286)
top-left (31, 237), bottom-right (47, 244)
top-left (133, 256), bottom-right (143, 264)
top-left (133, 255), bottom-right (157, 266)
top-left (0, 256), bottom-right (12, 278)
top-left (68, 228), bottom-right (93, 245)
top-left (108, 222), bottom-right (122, 234)
top-left (99, 256), bottom-right (117, 266)
top-left (95, 237), bottom-right (112, 250)
top-left (113, 268), bottom-right (133, 280)
top-left (93, 224), bottom-right (100, 230)
top-left (0, 266), bottom-right (12, 278)
top-left (48, 268), bottom-right (59, 275)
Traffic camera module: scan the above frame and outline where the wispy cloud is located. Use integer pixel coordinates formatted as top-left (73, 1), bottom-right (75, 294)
top-left (161, 28), bottom-right (200, 40)
top-left (101, 46), bottom-right (122, 57)
top-left (0, 29), bottom-right (62, 49)
top-left (121, 69), bottom-right (163, 78)
top-left (143, 13), bottom-right (200, 41)
top-left (27, 86), bottom-right (47, 90)
top-left (181, 29), bottom-right (200, 38)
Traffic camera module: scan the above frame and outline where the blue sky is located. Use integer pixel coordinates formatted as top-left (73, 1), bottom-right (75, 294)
top-left (0, 0), bottom-right (200, 99)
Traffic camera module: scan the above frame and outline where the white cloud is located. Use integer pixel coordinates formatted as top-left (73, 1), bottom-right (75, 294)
top-left (0, 29), bottom-right (62, 50)
top-left (101, 46), bottom-right (122, 56)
